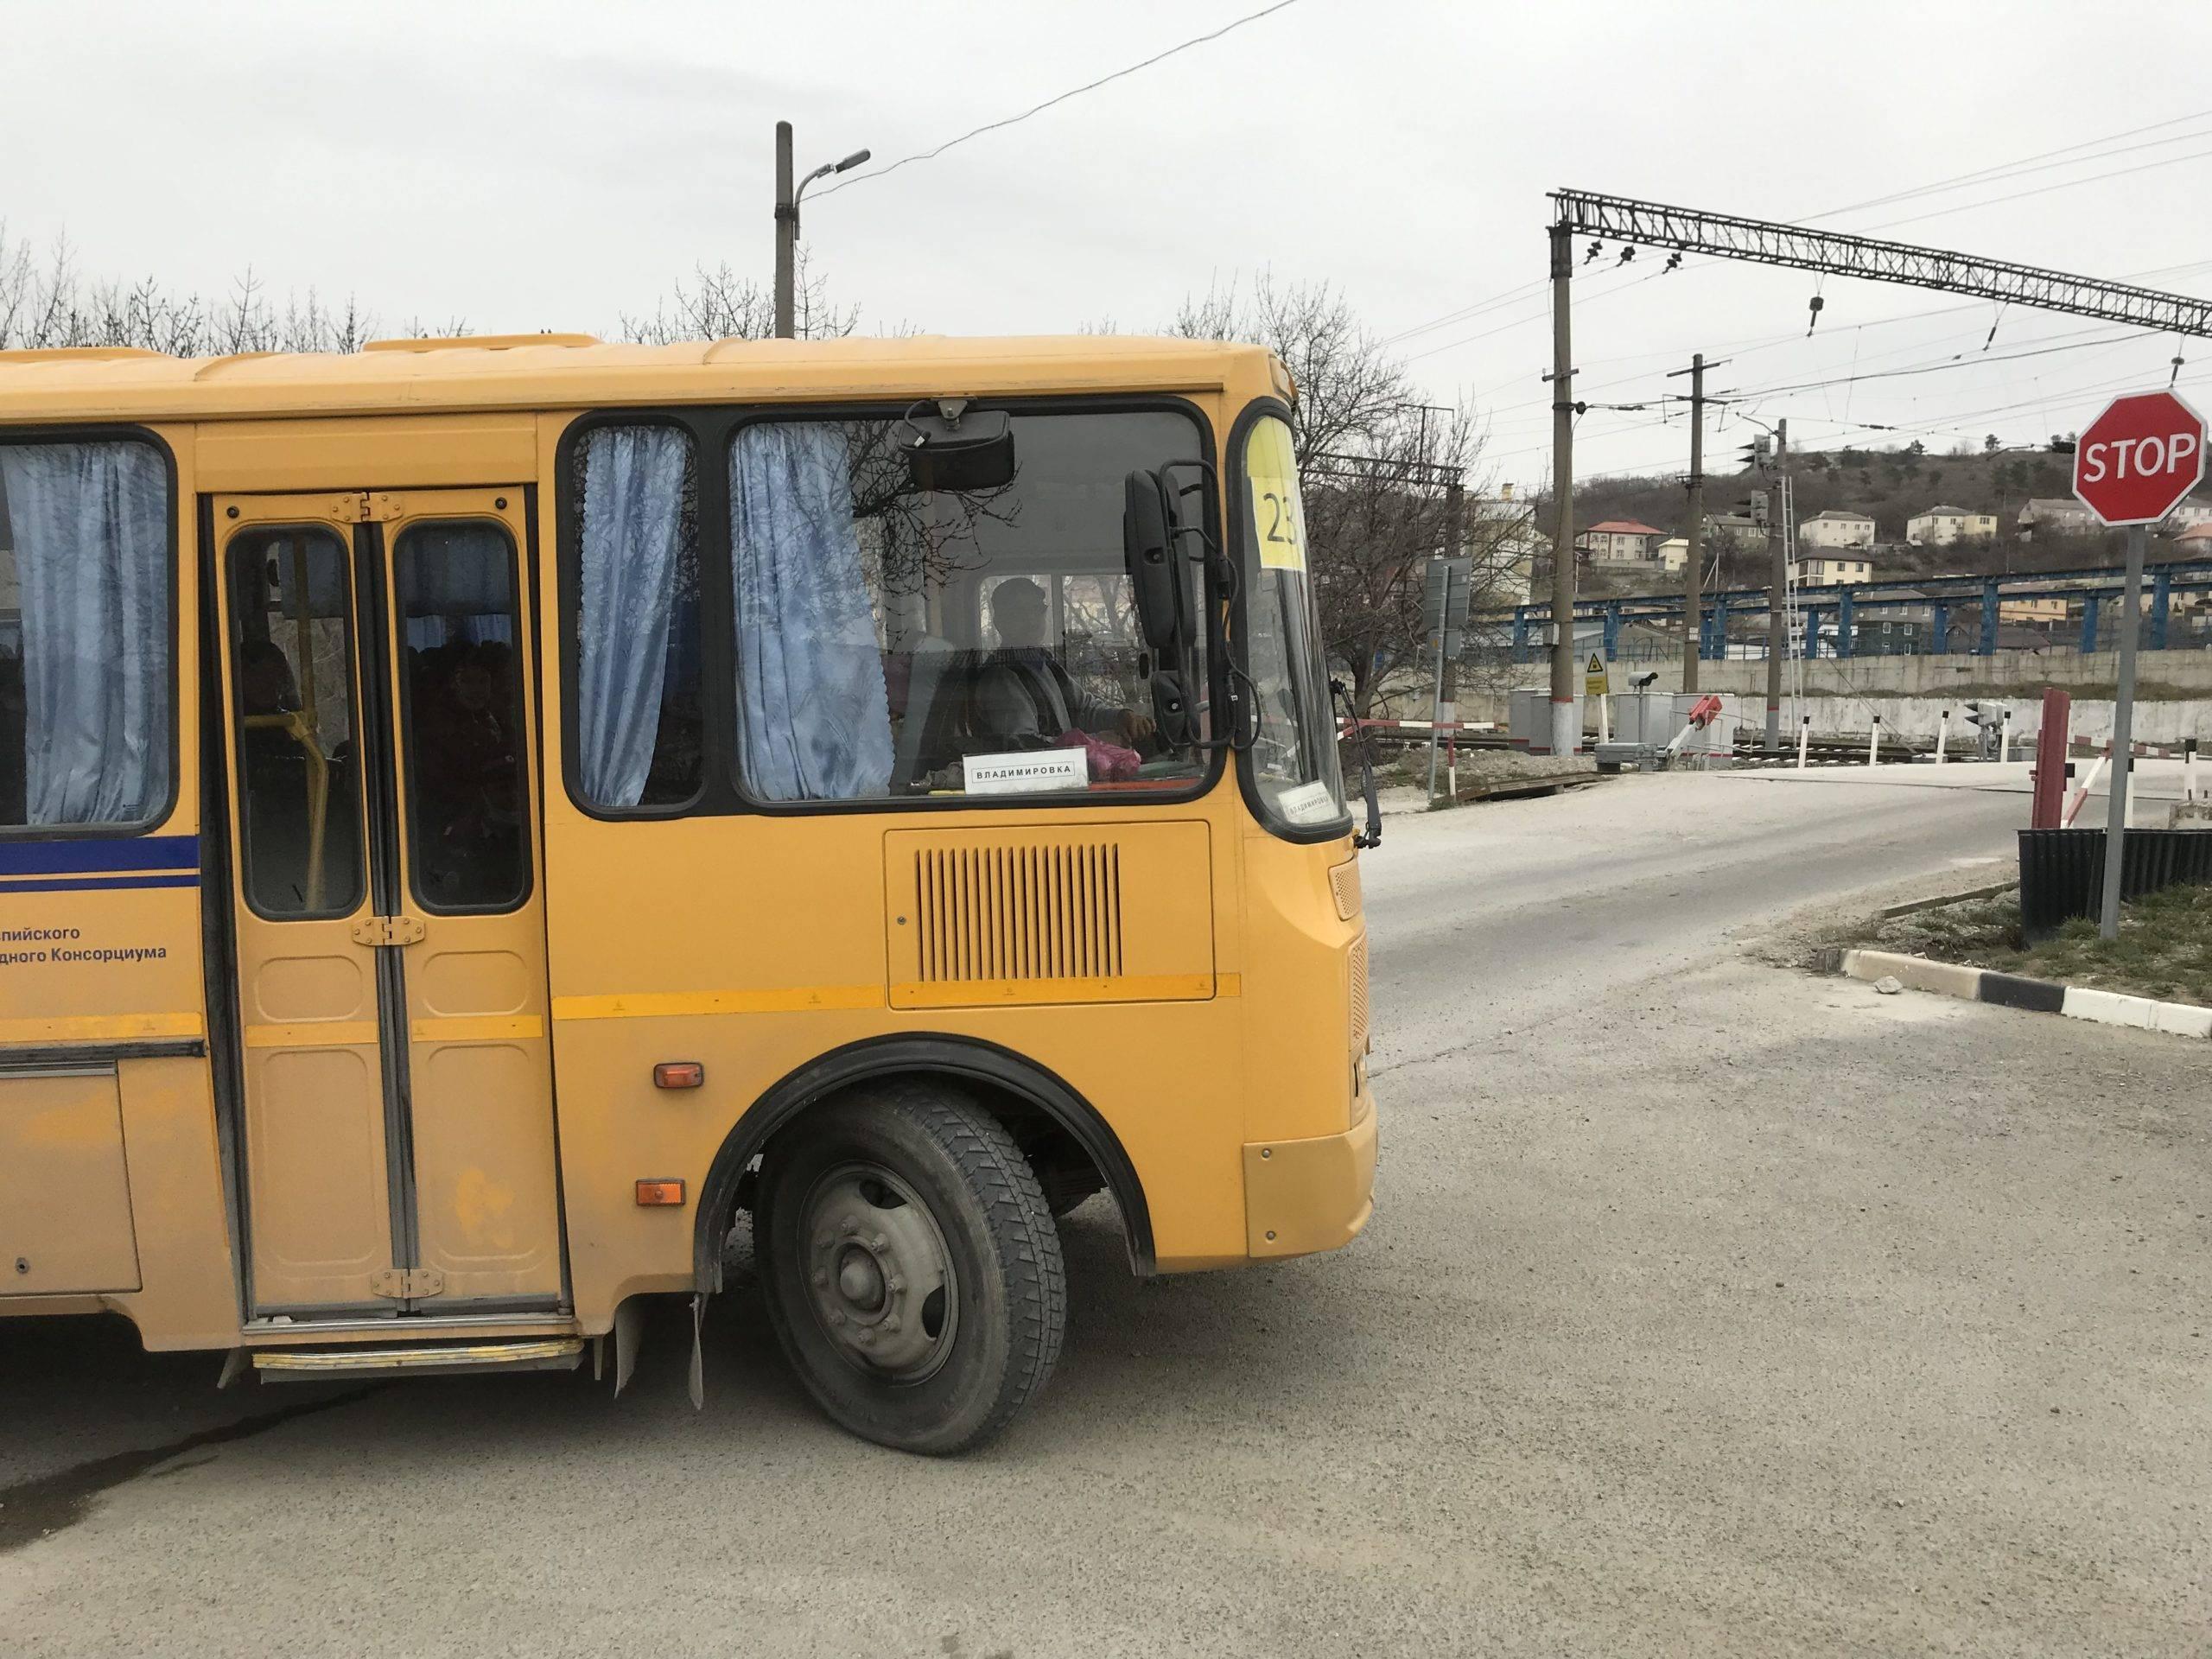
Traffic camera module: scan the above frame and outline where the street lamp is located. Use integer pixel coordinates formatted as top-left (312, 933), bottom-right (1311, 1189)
top-left (774, 121), bottom-right (871, 340)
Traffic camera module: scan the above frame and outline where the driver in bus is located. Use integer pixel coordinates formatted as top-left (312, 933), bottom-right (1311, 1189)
top-left (969, 576), bottom-right (1154, 757)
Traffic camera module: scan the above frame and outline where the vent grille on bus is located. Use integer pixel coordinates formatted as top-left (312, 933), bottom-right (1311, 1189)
top-left (1348, 932), bottom-right (1370, 1054)
top-left (1330, 859), bottom-right (1362, 921)
top-left (913, 843), bottom-right (1124, 984)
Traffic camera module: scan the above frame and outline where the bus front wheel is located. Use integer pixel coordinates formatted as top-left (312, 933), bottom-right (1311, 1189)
top-left (756, 1083), bottom-right (1067, 1455)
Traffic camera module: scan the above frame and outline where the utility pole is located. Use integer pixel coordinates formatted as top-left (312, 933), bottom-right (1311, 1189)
top-left (773, 120), bottom-right (797, 340)
top-left (1547, 220), bottom-right (1578, 757)
top-left (1668, 352), bottom-right (1710, 692)
top-left (1764, 416), bottom-right (1789, 751)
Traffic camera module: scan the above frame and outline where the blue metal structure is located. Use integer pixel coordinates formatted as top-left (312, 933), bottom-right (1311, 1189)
top-left (1495, 558), bottom-right (2212, 664)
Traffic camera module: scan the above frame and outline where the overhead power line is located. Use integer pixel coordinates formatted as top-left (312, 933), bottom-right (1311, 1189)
top-left (817, 0), bottom-right (1305, 199)
top-left (1722, 328), bottom-right (2139, 403)
top-left (1808, 106), bottom-right (2212, 222)
top-left (1375, 277), bottom-right (1549, 348)
top-left (1864, 143), bottom-right (2212, 233)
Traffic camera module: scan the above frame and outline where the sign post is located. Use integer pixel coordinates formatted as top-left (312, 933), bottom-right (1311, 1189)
top-left (1424, 557), bottom-right (1474, 800)
top-left (2071, 390), bottom-right (2207, 938)
top-left (1585, 652), bottom-right (1610, 745)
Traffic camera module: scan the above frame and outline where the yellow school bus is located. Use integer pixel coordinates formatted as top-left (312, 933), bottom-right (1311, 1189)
top-left (0, 333), bottom-right (1374, 1452)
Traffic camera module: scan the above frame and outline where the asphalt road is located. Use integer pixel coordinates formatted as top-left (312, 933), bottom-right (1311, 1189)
top-left (5, 772), bottom-right (2208, 1656)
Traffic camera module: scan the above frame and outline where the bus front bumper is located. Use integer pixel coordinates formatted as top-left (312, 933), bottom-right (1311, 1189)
top-left (1242, 1096), bottom-right (1377, 1260)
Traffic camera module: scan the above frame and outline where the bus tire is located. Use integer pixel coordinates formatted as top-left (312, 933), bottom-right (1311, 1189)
top-left (755, 1082), bottom-right (1066, 1455)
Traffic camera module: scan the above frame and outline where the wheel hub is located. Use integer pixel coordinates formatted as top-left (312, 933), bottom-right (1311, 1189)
top-left (836, 1248), bottom-right (885, 1310)
top-left (799, 1164), bottom-right (957, 1381)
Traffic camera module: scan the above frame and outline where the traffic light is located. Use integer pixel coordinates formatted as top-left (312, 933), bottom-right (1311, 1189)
top-left (1962, 701), bottom-right (2001, 757)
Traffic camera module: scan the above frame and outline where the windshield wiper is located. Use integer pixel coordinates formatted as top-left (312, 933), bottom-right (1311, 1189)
top-left (1332, 679), bottom-right (1382, 849)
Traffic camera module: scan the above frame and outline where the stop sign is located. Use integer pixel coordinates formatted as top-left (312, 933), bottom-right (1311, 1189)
top-left (2073, 390), bottom-right (2207, 525)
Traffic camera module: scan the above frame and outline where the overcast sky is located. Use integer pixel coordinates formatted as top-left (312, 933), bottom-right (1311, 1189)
top-left (9, 0), bottom-right (2211, 486)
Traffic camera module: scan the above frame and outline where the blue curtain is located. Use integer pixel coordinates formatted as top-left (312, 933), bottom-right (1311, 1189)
top-left (576, 426), bottom-right (688, 808)
top-left (729, 424), bottom-right (893, 801)
top-left (0, 442), bottom-right (169, 825)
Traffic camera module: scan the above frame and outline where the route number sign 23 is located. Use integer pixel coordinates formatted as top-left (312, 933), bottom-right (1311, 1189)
top-left (1246, 420), bottom-right (1308, 572)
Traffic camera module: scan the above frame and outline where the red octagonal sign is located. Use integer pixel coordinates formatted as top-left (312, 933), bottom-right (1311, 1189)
top-left (2073, 390), bottom-right (2208, 526)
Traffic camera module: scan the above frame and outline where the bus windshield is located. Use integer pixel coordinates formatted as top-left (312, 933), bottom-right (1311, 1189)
top-left (1238, 413), bottom-right (1350, 832)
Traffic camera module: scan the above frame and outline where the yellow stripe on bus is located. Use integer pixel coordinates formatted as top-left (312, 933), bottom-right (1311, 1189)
top-left (550, 976), bottom-right (1242, 1022)
top-left (408, 1015), bottom-right (545, 1044)
top-left (0, 1011), bottom-right (206, 1046)
top-left (890, 974), bottom-right (1220, 1007)
top-left (242, 1021), bottom-right (378, 1048)
top-left (551, 986), bottom-right (886, 1022)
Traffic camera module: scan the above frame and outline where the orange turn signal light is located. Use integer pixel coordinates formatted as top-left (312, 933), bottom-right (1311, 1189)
top-left (653, 1061), bottom-right (704, 1090)
top-left (635, 1179), bottom-right (686, 1207)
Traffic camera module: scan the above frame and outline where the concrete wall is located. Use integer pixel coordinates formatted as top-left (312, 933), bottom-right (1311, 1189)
top-left (1735, 695), bottom-right (2203, 747)
top-left (1459, 646), bottom-right (2212, 747)
top-left (1623, 646), bottom-right (2212, 698)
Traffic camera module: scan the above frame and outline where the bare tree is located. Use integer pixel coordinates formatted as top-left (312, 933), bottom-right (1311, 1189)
top-left (1171, 275), bottom-right (1408, 468)
top-left (0, 226), bottom-right (901, 360)
top-left (1166, 275), bottom-right (1497, 715)
top-left (0, 226), bottom-right (405, 354)
top-left (620, 249), bottom-right (859, 345)
top-left (1302, 406), bottom-right (1492, 715)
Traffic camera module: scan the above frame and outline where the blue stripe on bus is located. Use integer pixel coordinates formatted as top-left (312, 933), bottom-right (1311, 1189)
top-left (0, 836), bottom-right (200, 875)
top-left (0, 871), bottom-right (200, 898)
top-left (0, 873), bottom-right (202, 893)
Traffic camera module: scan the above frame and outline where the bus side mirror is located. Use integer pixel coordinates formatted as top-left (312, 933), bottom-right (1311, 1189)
top-left (1123, 468), bottom-right (1190, 652)
top-left (1149, 668), bottom-right (1193, 747)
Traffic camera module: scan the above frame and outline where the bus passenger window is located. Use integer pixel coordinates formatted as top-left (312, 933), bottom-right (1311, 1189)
top-left (727, 410), bottom-right (1211, 804)
top-left (226, 529), bottom-right (365, 918)
top-left (393, 524), bottom-right (531, 912)
top-left (0, 440), bottom-right (172, 830)
top-left (570, 425), bottom-right (702, 810)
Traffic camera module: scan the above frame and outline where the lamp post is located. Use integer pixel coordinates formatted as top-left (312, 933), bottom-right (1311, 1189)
top-left (773, 122), bottom-right (871, 340)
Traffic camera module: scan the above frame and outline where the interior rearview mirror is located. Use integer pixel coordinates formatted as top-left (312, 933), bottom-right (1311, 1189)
top-left (900, 409), bottom-right (1017, 493)
top-left (1122, 468), bottom-right (1190, 652)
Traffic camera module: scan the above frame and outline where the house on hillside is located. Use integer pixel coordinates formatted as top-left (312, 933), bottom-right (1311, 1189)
top-left (1577, 519), bottom-right (1665, 563)
top-left (1999, 595), bottom-right (2068, 626)
top-left (1906, 504), bottom-right (1998, 546)
top-left (1853, 614), bottom-right (1925, 656)
top-left (2175, 521), bottom-right (2212, 556)
top-left (1706, 510), bottom-right (1767, 553)
top-left (1798, 553), bottom-right (1873, 587)
top-left (1799, 509), bottom-right (1875, 550)
top-left (1656, 537), bottom-right (1689, 573)
top-left (2019, 497), bottom-right (2097, 537)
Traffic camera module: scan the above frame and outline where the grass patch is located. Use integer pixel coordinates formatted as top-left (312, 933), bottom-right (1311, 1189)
top-left (1848, 881), bottom-right (2212, 1007)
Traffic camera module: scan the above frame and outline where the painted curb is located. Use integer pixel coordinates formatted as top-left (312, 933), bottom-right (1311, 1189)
top-left (1835, 947), bottom-right (2212, 1039)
